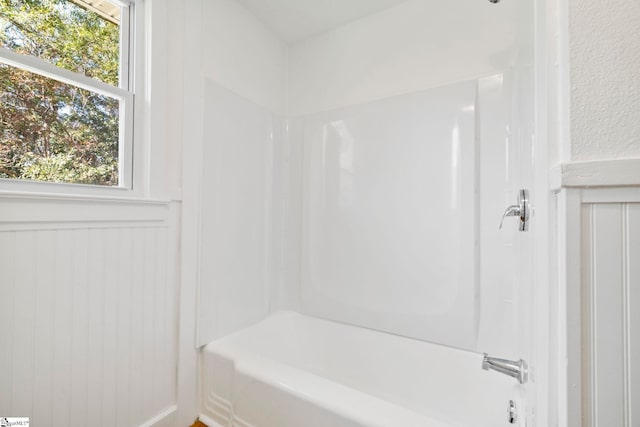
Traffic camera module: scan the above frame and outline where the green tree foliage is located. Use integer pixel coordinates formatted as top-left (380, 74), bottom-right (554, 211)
top-left (0, 0), bottom-right (121, 186)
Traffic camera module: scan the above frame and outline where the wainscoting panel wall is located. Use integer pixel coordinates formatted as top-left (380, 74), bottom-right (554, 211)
top-left (575, 189), bottom-right (640, 427)
top-left (0, 196), bottom-right (179, 427)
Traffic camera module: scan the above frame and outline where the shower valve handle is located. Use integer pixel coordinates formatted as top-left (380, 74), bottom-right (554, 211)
top-left (499, 189), bottom-right (529, 232)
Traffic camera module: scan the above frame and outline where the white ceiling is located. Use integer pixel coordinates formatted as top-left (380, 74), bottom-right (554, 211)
top-left (236, 0), bottom-right (409, 43)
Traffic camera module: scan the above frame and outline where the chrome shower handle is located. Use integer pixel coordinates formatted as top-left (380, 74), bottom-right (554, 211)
top-left (499, 189), bottom-right (529, 232)
top-left (499, 204), bottom-right (521, 229)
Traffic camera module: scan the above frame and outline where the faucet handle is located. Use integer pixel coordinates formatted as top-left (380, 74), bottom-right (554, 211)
top-left (499, 204), bottom-right (521, 229)
top-left (498, 189), bottom-right (530, 232)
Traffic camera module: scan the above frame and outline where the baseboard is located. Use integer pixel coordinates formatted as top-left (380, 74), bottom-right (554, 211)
top-left (139, 405), bottom-right (178, 427)
top-left (198, 414), bottom-right (224, 427)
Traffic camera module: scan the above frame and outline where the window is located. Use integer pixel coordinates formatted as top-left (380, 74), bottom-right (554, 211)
top-left (0, 0), bottom-right (134, 188)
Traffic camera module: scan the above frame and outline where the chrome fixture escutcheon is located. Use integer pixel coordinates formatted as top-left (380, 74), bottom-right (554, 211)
top-left (482, 353), bottom-right (528, 384)
top-left (499, 189), bottom-right (530, 232)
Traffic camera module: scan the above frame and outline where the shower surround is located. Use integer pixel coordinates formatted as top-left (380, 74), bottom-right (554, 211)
top-left (189, 0), bottom-right (536, 425)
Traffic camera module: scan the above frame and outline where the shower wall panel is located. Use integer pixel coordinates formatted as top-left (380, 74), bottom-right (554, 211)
top-left (285, 0), bottom-right (522, 352)
top-left (198, 81), bottom-right (285, 345)
top-left (296, 81), bottom-right (478, 349)
top-left (291, 73), bottom-right (517, 352)
top-left (194, 0), bottom-right (526, 352)
top-left (475, 74), bottom-right (523, 359)
top-left (194, 0), bottom-right (289, 346)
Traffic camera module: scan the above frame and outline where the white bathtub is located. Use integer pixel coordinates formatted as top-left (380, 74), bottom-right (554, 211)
top-left (201, 312), bottom-right (524, 427)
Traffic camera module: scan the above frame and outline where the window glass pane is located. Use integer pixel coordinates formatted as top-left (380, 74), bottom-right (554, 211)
top-left (0, 62), bottom-right (120, 186)
top-left (0, 0), bottom-right (121, 86)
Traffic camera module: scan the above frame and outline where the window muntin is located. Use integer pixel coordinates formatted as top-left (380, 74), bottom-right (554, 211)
top-left (0, 0), bottom-right (133, 188)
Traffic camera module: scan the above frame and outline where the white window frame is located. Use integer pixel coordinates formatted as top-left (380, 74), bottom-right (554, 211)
top-left (0, 0), bottom-right (141, 197)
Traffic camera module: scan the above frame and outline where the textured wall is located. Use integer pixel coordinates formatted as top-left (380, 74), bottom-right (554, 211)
top-left (570, 0), bottom-right (640, 161)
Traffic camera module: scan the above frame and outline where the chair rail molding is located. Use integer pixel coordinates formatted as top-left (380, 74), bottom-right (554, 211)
top-left (551, 158), bottom-right (640, 190)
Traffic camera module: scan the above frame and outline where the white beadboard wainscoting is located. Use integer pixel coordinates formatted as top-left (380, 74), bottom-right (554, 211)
top-left (562, 187), bottom-right (640, 427)
top-left (0, 195), bottom-right (180, 427)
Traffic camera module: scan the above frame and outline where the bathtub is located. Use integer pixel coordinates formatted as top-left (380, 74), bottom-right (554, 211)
top-left (200, 312), bottom-right (523, 427)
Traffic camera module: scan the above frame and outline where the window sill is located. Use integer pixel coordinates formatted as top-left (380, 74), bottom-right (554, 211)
top-left (0, 178), bottom-right (182, 203)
